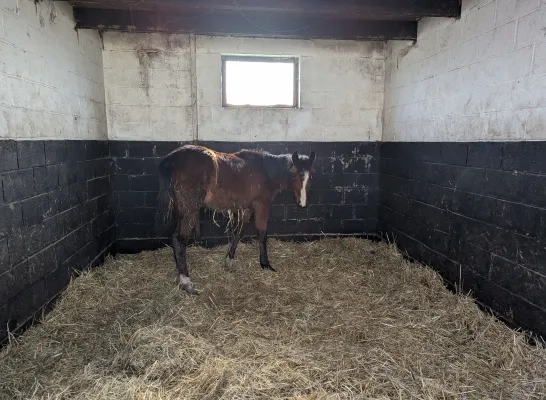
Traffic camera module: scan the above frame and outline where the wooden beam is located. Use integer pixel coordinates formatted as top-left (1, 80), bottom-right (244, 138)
top-left (67, 0), bottom-right (460, 21)
top-left (73, 8), bottom-right (417, 40)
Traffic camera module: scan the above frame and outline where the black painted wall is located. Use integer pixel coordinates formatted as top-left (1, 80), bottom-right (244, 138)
top-left (0, 140), bottom-right (115, 341)
top-left (378, 141), bottom-right (546, 338)
top-left (3, 138), bottom-right (545, 342)
top-left (110, 141), bottom-right (379, 252)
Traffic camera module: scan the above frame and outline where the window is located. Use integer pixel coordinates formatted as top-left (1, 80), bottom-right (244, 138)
top-left (222, 55), bottom-right (299, 108)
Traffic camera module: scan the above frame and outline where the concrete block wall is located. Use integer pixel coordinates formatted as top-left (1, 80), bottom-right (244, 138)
top-left (0, 0), bottom-right (107, 139)
top-left (0, 140), bottom-right (115, 341)
top-left (379, 0), bottom-right (546, 339)
top-left (383, 0), bottom-right (546, 141)
top-left (102, 33), bottom-right (194, 141)
top-left (103, 33), bottom-right (385, 142)
top-left (378, 141), bottom-right (546, 337)
top-left (0, 0), bottom-right (112, 342)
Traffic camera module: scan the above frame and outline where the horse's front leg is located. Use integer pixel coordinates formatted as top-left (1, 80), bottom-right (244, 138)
top-left (224, 209), bottom-right (252, 271)
top-left (254, 203), bottom-right (275, 272)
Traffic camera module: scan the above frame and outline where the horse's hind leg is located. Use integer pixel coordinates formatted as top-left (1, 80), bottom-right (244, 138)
top-left (224, 209), bottom-right (251, 271)
top-left (173, 209), bottom-right (200, 294)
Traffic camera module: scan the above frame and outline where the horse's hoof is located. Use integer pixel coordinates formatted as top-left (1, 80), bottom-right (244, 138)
top-left (261, 264), bottom-right (276, 272)
top-left (179, 283), bottom-right (201, 295)
top-left (224, 256), bottom-right (235, 272)
top-left (179, 275), bottom-right (200, 295)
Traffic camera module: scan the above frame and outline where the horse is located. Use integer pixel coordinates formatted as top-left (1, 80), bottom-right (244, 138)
top-left (156, 144), bottom-right (316, 294)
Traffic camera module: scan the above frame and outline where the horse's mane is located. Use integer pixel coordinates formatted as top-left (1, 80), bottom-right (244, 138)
top-left (234, 150), bottom-right (291, 183)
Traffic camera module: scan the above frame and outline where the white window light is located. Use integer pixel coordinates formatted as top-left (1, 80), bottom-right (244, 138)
top-left (221, 55), bottom-right (299, 108)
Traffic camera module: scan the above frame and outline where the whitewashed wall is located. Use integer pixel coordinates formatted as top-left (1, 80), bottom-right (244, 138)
top-left (102, 33), bottom-right (194, 141)
top-left (384, 0), bottom-right (546, 141)
top-left (103, 33), bottom-right (385, 142)
top-left (0, 0), bottom-right (107, 139)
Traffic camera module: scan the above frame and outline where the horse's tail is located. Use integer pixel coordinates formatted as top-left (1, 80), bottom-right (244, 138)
top-left (155, 153), bottom-right (177, 238)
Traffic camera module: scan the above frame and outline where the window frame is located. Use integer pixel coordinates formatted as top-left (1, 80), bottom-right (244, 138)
top-left (221, 55), bottom-right (300, 109)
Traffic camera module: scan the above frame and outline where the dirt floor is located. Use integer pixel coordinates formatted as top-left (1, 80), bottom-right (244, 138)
top-left (1, 238), bottom-right (545, 399)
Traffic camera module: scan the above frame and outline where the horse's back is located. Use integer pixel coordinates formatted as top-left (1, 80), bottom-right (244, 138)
top-left (161, 145), bottom-right (218, 186)
top-left (166, 144), bottom-right (214, 161)
top-left (166, 145), bottom-right (215, 167)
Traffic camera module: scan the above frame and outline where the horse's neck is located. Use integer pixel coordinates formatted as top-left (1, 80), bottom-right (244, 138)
top-left (272, 155), bottom-right (292, 190)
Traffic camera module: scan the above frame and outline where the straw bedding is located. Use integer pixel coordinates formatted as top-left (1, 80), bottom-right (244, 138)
top-left (1, 238), bottom-right (545, 399)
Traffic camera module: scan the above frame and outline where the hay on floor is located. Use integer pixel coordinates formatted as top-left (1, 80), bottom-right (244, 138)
top-left (1, 238), bottom-right (545, 399)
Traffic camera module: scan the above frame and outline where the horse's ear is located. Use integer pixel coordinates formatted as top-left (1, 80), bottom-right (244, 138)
top-left (309, 151), bottom-right (316, 165)
top-left (291, 151), bottom-right (299, 165)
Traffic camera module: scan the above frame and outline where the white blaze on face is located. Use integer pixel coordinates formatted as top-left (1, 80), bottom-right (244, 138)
top-left (300, 171), bottom-right (309, 207)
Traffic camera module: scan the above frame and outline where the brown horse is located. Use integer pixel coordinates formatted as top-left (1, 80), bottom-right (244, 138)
top-left (156, 144), bottom-right (316, 294)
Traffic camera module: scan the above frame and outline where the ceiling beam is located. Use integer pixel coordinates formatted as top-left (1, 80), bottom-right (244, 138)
top-left (73, 8), bottom-right (418, 40)
top-left (67, 0), bottom-right (460, 21)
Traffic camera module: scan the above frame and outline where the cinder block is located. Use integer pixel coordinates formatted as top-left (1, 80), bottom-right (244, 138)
top-left (111, 121), bottom-right (152, 140)
top-left (525, 107), bottom-right (546, 139)
top-left (488, 110), bottom-right (528, 140)
top-left (294, 125), bottom-right (324, 141)
top-left (104, 31), bottom-right (150, 51)
top-left (496, 0), bottom-right (540, 26)
top-left (516, 7), bottom-right (546, 48)
top-left (198, 106), bottom-right (212, 125)
top-left (218, 121), bottom-right (253, 142)
top-left (477, 21), bottom-right (516, 60)
top-left (438, 20), bottom-right (463, 50)
top-left (17, 141), bottom-right (45, 169)
top-left (149, 69), bottom-right (179, 88)
top-left (251, 122), bottom-right (284, 141)
top-left (0, 202), bottom-right (22, 239)
top-left (104, 50), bottom-right (140, 70)
top-left (163, 51), bottom-right (191, 71)
top-left (2, 168), bottom-right (35, 202)
top-left (407, 33), bottom-right (439, 65)
top-left (1, 0), bottom-right (17, 15)
top-left (197, 87), bottom-right (220, 107)
top-left (511, 74), bottom-right (546, 109)
top-left (0, 73), bottom-right (12, 107)
top-left (467, 142), bottom-right (503, 168)
top-left (157, 121), bottom-right (196, 141)
top-left (532, 40), bottom-right (546, 75)
top-left (467, 82), bottom-right (513, 114)
top-left (262, 109), bottom-right (288, 125)
top-left (108, 87), bottom-right (149, 106)
top-left (449, 37), bottom-right (478, 69)
top-left (22, 193), bottom-right (50, 227)
top-left (0, 140), bottom-right (17, 171)
top-left (151, 106), bottom-right (192, 125)
top-left (425, 50), bottom-right (449, 78)
top-left (149, 33), bottom-right (190, 52)
top-left (463, 1), bottom-right (496, 40)
top-left (418, 17), bottom-right (449, 40)
top-left (103, 68), bottom-right (145, 88)
top-left (477, 45), bottom-right (533, 86)
top-left (322, 125), bottom-right (352, 141)
top-left (108, 105), bottom-right (150, 124)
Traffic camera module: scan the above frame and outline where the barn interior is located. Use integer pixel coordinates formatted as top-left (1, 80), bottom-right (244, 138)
top-left (1, 0), bottom-right (546, 397)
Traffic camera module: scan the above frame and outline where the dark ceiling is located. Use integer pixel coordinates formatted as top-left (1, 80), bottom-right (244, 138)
top-left (63, 0), bottom-right (461, 41)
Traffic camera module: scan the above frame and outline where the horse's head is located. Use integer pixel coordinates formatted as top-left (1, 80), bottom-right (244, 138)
top-left (289, 151), bottom-right (316, 208)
